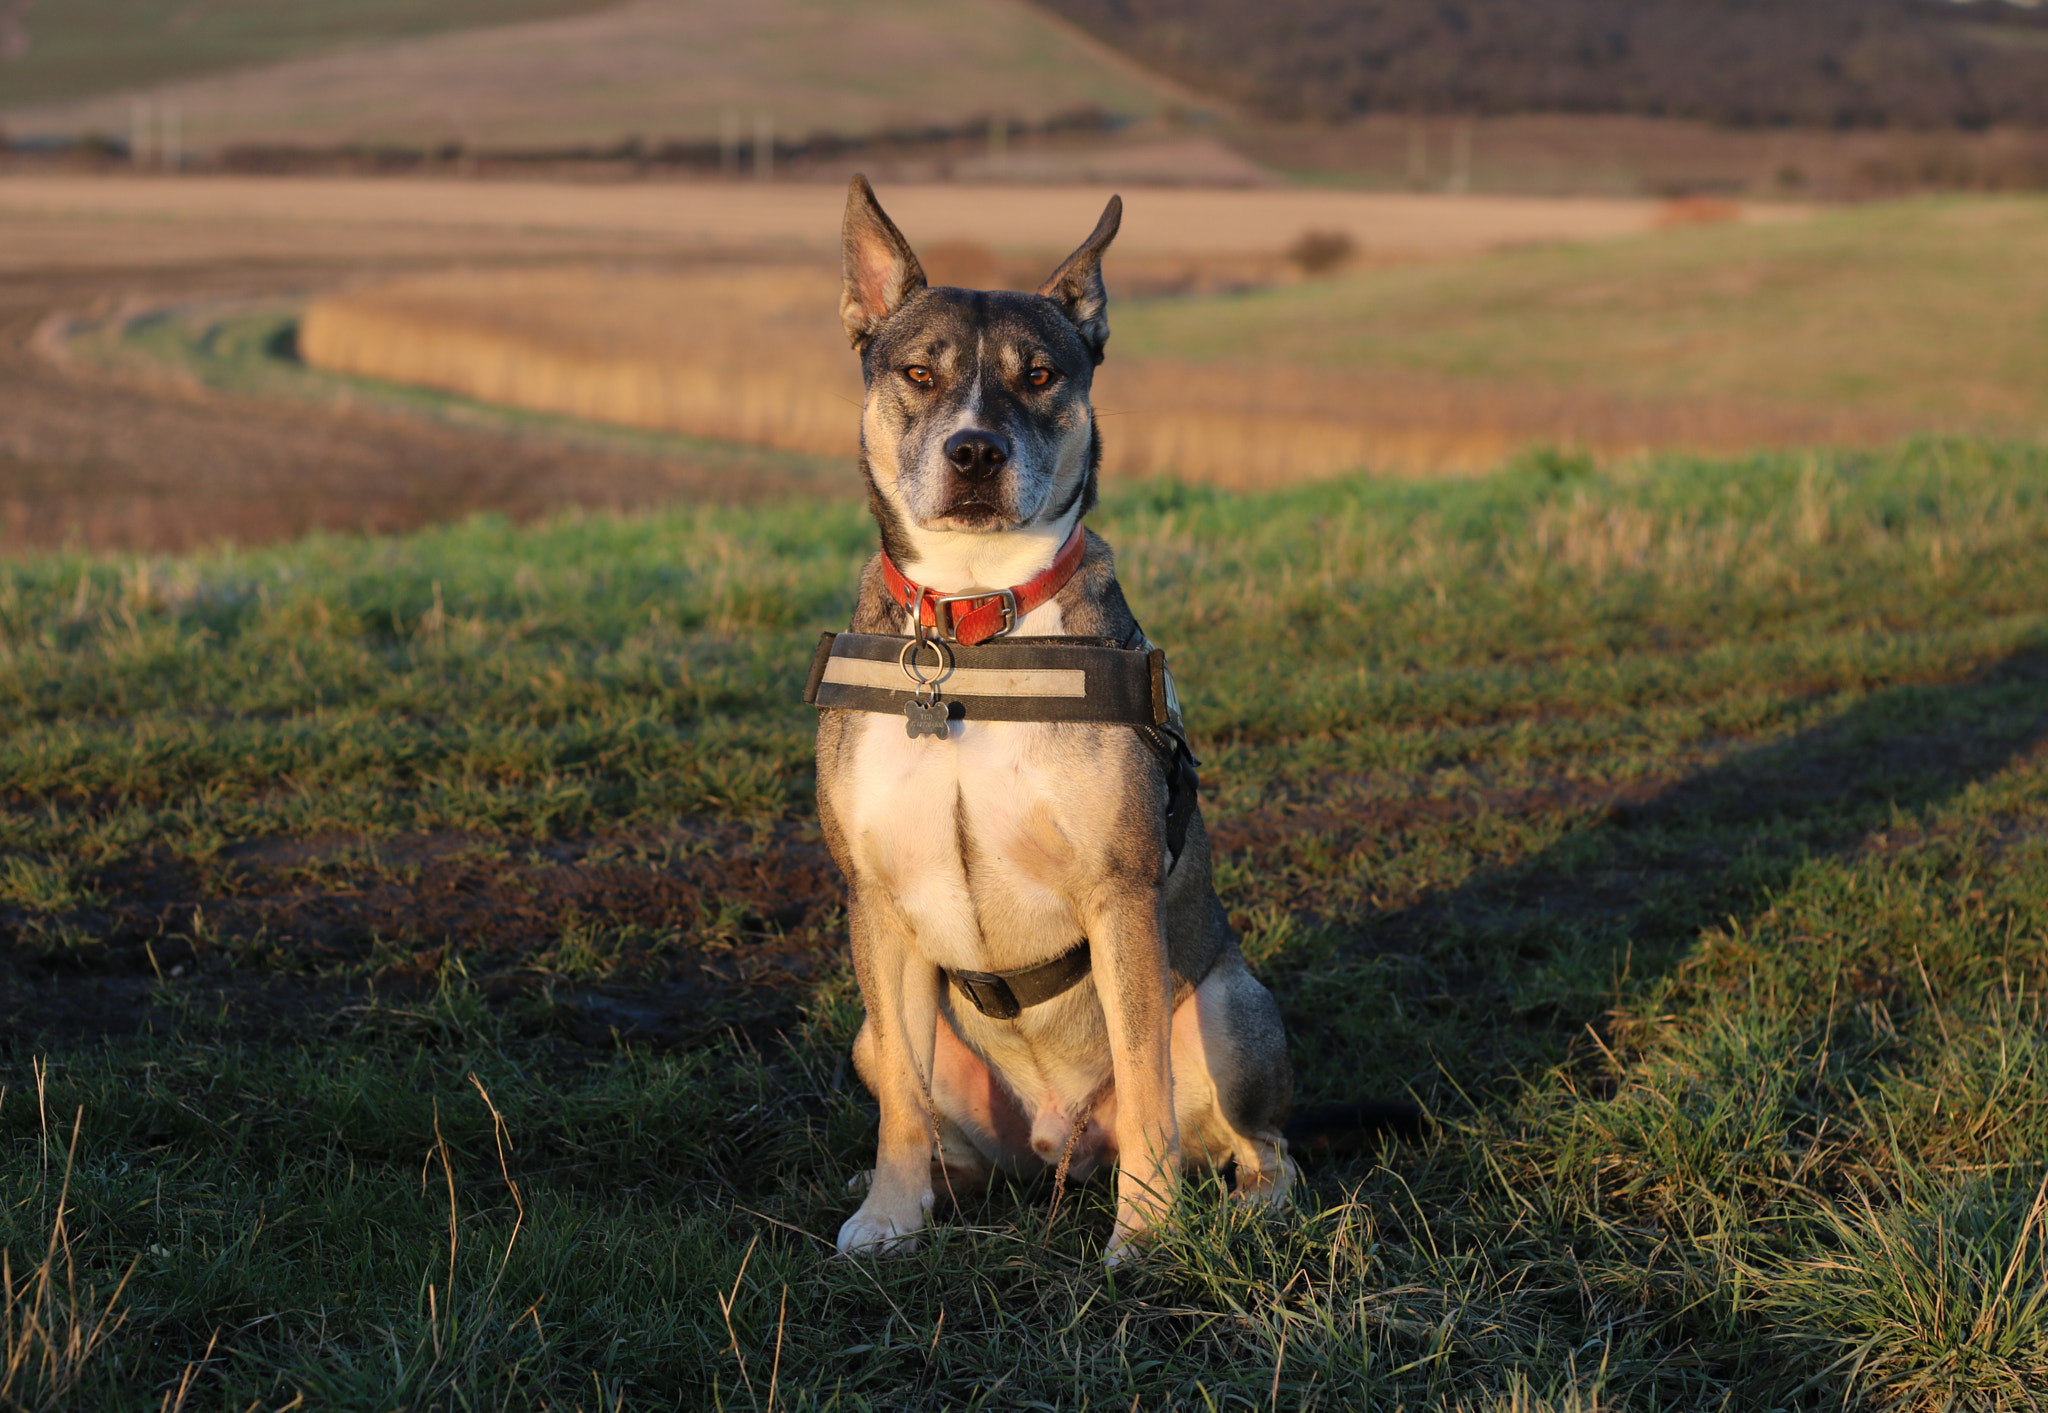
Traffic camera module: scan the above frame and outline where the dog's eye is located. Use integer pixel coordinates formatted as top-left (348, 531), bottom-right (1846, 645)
top-left (904, 365), bottom-right (932, 385)
top-left (1027, 367), bottom-right (1054, 388)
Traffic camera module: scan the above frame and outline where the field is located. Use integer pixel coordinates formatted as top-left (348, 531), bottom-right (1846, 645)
top-left (0, 175), bottom-right (1730, 524)
top-left (12, 4), bottom-right (2048, 199)
top-left (1111, 198), bottom-right (2048, 431)
top-left (0, 0), bottom-right (618, 111)
top-left (9, 176), bottom-right (1647, 555)
top-left (0, 176), bottom-right (1676, 265)
top-left (1234, 112), bottom-right (2048, 202)
top-left (0, 0), bottom-right (1181, 153)
top-left (290, 197), bottom-right (2044, 481)
top-left (3, 440), bottom-right (2047, 1407)
top-left (6, 171), bottom-right (2048, 1407)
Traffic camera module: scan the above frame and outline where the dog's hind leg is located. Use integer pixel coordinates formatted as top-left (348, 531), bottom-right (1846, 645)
top-left (838, 888), bottom-right (946, 1254)
top-left (929, 1009), bottom-right (1037, 1186)
top-left (1171, 952), bottom-right (1297, 1204)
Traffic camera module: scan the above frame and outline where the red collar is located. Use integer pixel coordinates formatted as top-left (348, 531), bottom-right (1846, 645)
top-left (880, 523), bottom-right (1087, 645)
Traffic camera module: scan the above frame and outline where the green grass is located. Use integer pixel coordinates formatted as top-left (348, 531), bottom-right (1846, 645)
top-left (1117, 198), bottom-right (2048, 433)
top-left (0, 0), bottom-right (619, 111)
top-left (2, 440), bottom-right (2047, 1407)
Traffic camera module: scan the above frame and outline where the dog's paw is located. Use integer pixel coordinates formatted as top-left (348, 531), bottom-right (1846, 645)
top-left (1102, 1225), bottom-right (1165, 1270)
top-left (836, 1206), bottom-right (924, 1256)
top-left (1232, 1152), bottom-right (1298, 1208)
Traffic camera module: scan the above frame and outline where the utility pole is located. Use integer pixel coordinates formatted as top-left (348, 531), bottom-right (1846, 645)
top-left (1450, 121), bottom-right (1472, 194)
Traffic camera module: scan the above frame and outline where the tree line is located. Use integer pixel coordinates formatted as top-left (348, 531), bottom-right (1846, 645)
top-left (1038, 0), bottom-right (2048, 128)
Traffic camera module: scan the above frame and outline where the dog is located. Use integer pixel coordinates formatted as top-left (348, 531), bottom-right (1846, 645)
top-left (810, 176), bottom-right (1295, 1262)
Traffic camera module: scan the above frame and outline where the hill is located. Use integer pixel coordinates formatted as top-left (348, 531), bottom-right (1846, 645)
top-left (1038, 0), bottom-right (2048, 129)
top-left (0, 0), bottom-right (1184, 152)
top-left (0, 0), bottom-right (615, 109)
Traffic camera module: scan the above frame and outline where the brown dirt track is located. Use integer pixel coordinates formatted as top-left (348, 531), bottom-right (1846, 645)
top-left (0, 267), bottom-right (835, 557)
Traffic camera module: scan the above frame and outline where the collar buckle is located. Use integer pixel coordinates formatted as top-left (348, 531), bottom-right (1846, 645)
top-left (932, 588), bottom-right (1018, 641)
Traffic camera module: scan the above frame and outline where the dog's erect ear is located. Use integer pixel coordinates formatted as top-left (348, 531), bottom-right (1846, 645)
top-left (841, 175), bottom-right (927, 353)
top-left (1037, 194), bottom-right (1121, 365)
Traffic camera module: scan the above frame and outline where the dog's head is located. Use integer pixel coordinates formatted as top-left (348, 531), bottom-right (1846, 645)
top-left (839, 176), bottom-right (1119, 574)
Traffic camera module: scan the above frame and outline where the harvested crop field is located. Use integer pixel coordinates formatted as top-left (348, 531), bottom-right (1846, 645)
top-left (5, 178), bottom-right (2041, 529)
top-left (0, 176), bottom-right (1705, 266)
top-left (289, 195), bottom-right (2045, 482)
top-left (0, 187), bottom-right (844, 555)
top-left (297, 263), bottom-right (1899, 482)
top-left (1, 175), bottom-right (1806, 547)
top-left (297, 266), bottom-right (865, 460)
top-left (0, 261), bottom-right (842, 555)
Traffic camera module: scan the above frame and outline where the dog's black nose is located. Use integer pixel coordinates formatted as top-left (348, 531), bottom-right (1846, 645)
top-left (945, 430), bottom-right (1010, 479)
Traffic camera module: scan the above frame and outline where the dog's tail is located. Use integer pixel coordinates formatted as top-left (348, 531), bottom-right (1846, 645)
top-left (1283, 1100), bottom-right (1430, 1158)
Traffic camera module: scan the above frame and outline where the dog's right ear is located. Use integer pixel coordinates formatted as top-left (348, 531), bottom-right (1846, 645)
top-left (1037, 194), bottom-right (1120, 365)
top-left (841, 175), bottom-right (927, 353)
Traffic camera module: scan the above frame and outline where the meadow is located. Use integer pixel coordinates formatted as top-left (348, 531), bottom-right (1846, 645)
top-left (2, 437), bottom-right (2046, 1408)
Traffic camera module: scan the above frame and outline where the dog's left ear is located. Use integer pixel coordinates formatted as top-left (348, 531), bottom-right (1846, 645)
top-left (1037, 195), bottom-right (1121, 365)
top-left (841, 175), bottom-right (927, 353)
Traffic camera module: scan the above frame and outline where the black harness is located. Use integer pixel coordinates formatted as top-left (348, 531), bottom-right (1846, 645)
top-left (804, 627), bottom-right (1205, 1020)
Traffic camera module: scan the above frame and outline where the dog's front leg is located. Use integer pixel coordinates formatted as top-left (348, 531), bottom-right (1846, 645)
top-left (838, 886), bottom-right (945, 1255)
top-left (1086, 887), bottom-right (1180, 1261)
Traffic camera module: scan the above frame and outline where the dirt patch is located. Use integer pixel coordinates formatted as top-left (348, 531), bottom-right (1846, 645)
top-left (0, 821), bottom-right (848, 1054)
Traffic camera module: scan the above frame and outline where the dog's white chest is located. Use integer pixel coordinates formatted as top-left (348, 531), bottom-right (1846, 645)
top-left (840, 612), bottom-right (1092, 974)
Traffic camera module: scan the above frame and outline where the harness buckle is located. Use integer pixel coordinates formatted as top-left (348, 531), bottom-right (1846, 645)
top-left (948, 968), bottom-right (1023, 1021)
top-left (932, 588), bottom-right (1018, 641)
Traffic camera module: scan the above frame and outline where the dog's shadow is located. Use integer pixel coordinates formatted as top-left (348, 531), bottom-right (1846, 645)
top-left (1272, 639), bottom-right (2048, 1104)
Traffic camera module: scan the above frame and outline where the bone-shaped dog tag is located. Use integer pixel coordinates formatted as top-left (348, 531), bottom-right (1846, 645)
top-left (904, 697), bottom-right (950, 739)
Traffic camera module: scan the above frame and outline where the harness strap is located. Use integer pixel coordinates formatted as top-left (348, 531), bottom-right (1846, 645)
top-left (1123, 622), bottom-right (1199, 864)
top-left (944, 935), bottom-right (1218, 1022)
top-left (806, 625), bottom-right (1217, 1019)
top-left (805, 631), bottom-right (1168, 726)
top-left (945, 941), bottom-right (1092, 1021)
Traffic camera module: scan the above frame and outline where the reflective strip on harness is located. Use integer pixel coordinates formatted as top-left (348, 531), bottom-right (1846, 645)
top-left (820, 654), bottom-right (1086, 700)
top-left (804, 631), bottom-right (1167, 726)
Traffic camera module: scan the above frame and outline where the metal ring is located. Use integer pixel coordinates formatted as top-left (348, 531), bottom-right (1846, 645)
top-left (897, 634), bottom-right (952, 688)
